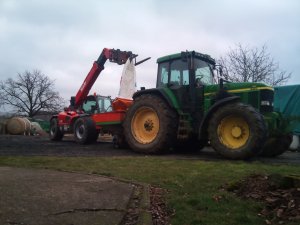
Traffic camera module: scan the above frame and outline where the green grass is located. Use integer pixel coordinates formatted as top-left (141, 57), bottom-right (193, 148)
top-left (0, 156), bottom-right (299, 225)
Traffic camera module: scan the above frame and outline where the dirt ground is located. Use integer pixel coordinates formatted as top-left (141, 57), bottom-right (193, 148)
top-left (0, 135), bottom-right (137, 157)
top-left (225, 174), bottom-right (300, 224)
top-left (0, 135), bottom-right (299, 164)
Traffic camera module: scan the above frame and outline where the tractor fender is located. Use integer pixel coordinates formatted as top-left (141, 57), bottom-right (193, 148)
top-left (198, 96), bottom-right (240, 140)
top-left (133, 88), bottom-right (177, 110)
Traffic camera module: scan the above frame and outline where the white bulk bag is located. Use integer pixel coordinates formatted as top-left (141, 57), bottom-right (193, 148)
top-left (118, 58), bottom-right (136, 99)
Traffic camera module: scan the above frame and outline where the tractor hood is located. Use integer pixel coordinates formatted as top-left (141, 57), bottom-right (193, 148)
top-left (204, 82), bottom-right (273, 95)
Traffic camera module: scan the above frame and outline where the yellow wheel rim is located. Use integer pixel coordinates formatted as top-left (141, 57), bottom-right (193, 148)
top-left (131, 107), bottom-right (159, 144)
top-left (217, 115), bottom-right (250, 149)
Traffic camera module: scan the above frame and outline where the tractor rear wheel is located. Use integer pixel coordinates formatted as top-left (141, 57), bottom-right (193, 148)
top-left (208, 102), bottom-right (267, 159)
top-left (260, 134), bottom-right (292, 157)
top-left (74, 117), bottom-right (97, 144)
top-left (49, 118), bottom-right (64, 141)
top-left (123, 94), bottom-right (178, 154)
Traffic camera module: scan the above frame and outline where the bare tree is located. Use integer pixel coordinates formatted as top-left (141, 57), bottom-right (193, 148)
top-left (0, 70), bottom-right (64, 117)
top-left (219, 44), bottom-right (291, 86)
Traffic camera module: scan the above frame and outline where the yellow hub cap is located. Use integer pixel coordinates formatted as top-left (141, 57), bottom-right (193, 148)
top-left (217, 115), bottom-right (250, 149)
top-left (131, 107), bottom-right (159, 144)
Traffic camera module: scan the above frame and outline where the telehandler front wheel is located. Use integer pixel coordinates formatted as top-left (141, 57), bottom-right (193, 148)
top-left (123, 94), bottom-right (178, 154)
top-left (74, 117), bottom-right (97, 144)
top-left (49, 118), bottom-right (64, 141)
top-left (208, 102), bottom-right (267, 160)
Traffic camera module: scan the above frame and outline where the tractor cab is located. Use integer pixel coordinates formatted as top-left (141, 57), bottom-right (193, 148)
top-left (156, 51), bottom-right (216, 116)
top-left (81, 95), bottom-right (112, 114)
top-left (156, 51), bottom-right (216, 88)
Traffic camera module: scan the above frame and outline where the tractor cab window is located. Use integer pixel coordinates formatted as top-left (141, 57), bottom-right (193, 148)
top-left (170, 60), bottom-right (189, 86)
top-left (157, 60), bottom-right (189, 88)
top-left (98, 97), bottom-right (112, 113)
top-left (157, 62), bottom-right (169, 87)
top-left (194, 59), bottom-right (214, 85)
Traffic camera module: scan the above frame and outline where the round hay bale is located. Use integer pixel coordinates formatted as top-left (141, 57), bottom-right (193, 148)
top-left (6, 117), bottom-right (31, 135)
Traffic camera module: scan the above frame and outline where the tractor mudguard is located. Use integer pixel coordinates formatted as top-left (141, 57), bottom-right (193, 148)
top-left (133, 88), bottom-right (179, 110)
top-left (198, 96), bottom-right (240, 140)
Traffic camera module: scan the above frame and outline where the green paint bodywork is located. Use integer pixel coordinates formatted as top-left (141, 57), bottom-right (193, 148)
top-left (204, 82), bottom-right (270, 94)
top-left (161, 87), bottom-right (181, 110)
top-left (203, 82), bottom-right (272, 112)
top-left (159, 82), bottom-right (271, 112)
top-left (158, 81), bottom-right (282, 135)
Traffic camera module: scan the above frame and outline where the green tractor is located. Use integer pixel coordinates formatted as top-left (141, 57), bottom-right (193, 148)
top-left (123, 51), bottom-right (292, 159)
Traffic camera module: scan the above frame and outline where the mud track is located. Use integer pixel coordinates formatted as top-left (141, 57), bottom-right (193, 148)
top-left (0, 135), bottom-right (299, 165)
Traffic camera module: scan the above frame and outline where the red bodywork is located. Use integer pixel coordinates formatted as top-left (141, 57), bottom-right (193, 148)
top-left (54, 48), bottom-right (134, 133)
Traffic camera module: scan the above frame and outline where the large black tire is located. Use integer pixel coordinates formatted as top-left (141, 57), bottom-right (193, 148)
top-left (73, 117), bottom-right (97, 144)
top-left (49, 118), bottom-right (64, 141)
top-left (208, 102), bottom-right (267, 160)
top-left (260, 134), bottom-right (292, 157)
top-left (123, 94), bottom-right (178, 154)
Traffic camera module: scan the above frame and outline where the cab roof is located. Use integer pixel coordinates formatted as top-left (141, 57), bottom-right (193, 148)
top-left (157, 51), bottom-right (216, 65)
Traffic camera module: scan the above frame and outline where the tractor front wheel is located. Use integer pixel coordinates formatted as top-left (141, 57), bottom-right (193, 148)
top-left (208, 102), bottom-right (267, 159)
top-left (74, 117), bottom-right (97, 144)
top-left (49, 118), bottom-right (64, 141)
top-left (123, 94), bottom-right (178, 154)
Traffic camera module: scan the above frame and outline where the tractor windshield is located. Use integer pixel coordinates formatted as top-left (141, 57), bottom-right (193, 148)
top-left (157, 58), bottom-right (214, 88)
top-left (194, 58), bottom-right (214, 85)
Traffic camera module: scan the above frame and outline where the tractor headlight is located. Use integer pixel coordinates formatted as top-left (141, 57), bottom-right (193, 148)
top-left (261, 100), bottom-right (270, 106)
top-left (260, 89), bottom-right (274, 112)
top-left (261, 100), bottom-right (273, 106)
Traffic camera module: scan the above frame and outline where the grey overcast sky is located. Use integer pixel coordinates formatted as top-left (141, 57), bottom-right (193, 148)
top-left (0, 0), bottom-right (299, 102)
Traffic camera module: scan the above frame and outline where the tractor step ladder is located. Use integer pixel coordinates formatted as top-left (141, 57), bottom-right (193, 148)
top-left (177, 114), bottom-right (192, 140)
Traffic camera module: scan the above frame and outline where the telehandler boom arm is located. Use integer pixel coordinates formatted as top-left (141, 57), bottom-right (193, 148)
top-left (74, 48), bottom-right (135, 108)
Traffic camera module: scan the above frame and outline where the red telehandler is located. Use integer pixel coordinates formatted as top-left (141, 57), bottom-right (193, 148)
top-left (49, 48), bottom-right (149, 145)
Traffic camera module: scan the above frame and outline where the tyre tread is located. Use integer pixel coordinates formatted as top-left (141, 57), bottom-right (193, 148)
top-left (123, 94), bottom-right (178, 154)
top-left (208, 102), bottom-right (267, 159)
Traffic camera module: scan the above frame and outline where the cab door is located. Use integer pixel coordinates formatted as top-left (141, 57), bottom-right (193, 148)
top-left (157, 59), bottom-right (192, 112)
